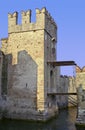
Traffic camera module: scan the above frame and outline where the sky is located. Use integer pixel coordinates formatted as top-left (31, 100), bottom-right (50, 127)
top-left (0, 0), bottom-right (85, 75)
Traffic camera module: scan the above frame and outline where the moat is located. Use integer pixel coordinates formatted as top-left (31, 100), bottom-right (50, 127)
top-left (0, 107), bottom-right (84, 130)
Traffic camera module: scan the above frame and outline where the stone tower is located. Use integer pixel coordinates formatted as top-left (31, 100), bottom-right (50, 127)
top-left (0, 7), bottom-right (58, 121)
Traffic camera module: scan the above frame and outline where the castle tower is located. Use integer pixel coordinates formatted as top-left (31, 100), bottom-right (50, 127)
top-left (1, 8), bottom-right (58, 121)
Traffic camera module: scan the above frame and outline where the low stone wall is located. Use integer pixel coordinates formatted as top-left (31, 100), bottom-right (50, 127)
top-left (0, 97), bottom-right (58, 121)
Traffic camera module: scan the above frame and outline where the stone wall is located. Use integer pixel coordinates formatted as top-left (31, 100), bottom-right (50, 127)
top-left (0, 51), bottom-right (3, 97)
top-left (57, 75), bottom-right (68, 108)
top-left (44, 28), bottom-right (57, 112)
top-left (76, 66), bottom-right (85, 89)
top-left (7, 51), bottom-right (37, 110)
top-left (76, 86), bottom-right (85, 124)
top-left (0, 7), bottom-right (58, 121)
top-left (75, 66), bottom-right (85, 124)
top-left (57, 65), bottom-right (85, 110)
top-left (68, 76), bottom-right (77, 107)
top-left (0, 51), bottom-right (8, 97)
top-left (57, 75), bottom-right (77, 108)
top-left (0, 51), bottom-right (8, 118)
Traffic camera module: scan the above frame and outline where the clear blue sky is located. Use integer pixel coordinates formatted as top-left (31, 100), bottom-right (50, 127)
top-left (0, 0), bottom-right (85, 75)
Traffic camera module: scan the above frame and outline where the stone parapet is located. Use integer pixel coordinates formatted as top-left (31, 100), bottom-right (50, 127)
top-left (8, 8), bottom-right (57, 40)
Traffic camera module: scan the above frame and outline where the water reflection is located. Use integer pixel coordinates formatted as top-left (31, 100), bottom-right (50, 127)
top-left (0, 108), bottom-right (85, 130)
top-left (76, 126), bottom-right (85, 130)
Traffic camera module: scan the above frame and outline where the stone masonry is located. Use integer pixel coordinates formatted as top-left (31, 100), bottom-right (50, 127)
top-left (75, 66), bottom-right (85, 125)
top-left (0, 7), bottom-right (58, 121)
top-left (57, 75), bottom-right (77, 109)
top-left (0, 7), bottom-right (80, 122)
top-left (76, 66), bottom-right (85, 89)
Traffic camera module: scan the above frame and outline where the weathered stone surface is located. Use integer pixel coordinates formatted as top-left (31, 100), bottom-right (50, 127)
top-left (57, 75), bottom-right (77, 108)
top-left (75, 66), bottom-right (85, 125)
top-left (0, 7), bottom-right (80, 122)
top-left (0, 7), bottom-right (58, 121)
top-left (76, 66), bottom-right (85, 89)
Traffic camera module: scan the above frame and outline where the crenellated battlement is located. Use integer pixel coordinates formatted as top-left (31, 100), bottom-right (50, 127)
top-left (76, 65), bottom-right (85, 73)
top-left (8, 8), bottom-right (57, 38)
top-left (36, 8), bottom-right (56, 27)
top-left (8, 12), bottom-right (18, 26)
top-left (8, 12), bottom-right (18, 18)
top-left (21, 10), bottom-right (31, 24)
top-left (60, 75), bottom-right (74, 79)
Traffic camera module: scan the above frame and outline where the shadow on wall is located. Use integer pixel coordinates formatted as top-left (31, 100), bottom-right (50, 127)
top-left (1, 50), bottom-right (38, 110)
top-left (57, 75), bottom-right (77, 109)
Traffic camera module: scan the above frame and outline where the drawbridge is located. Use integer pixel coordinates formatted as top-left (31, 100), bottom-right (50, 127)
top-left (47, 61), bottom-right (78, 106)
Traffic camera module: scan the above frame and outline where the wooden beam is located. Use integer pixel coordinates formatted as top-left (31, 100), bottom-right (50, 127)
top-left (47, 61), bottom-right (76, 66)
top-left (47, 93), bottom-right (77, 96)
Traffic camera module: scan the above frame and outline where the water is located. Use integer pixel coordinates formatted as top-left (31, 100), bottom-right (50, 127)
top-left (0, 107), bottom-right (85, 130)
